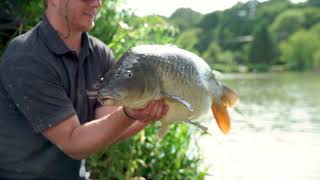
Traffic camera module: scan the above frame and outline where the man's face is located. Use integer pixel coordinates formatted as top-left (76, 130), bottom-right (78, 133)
top-left (58, 0), bottom-right (102, 32)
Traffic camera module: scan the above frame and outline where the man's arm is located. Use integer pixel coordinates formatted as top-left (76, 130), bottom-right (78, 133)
top-left (43, 107), bottom-right (133, 160)
top-left (43, 100), bottom-right (167, 160)
top-left (95, 106), bottom-right (149, 143)
top-left (94, 99), bottom-right (169, 143)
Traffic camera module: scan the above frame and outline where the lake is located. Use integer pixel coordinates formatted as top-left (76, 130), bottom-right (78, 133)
top-left (196, 72), bottom-right (320, 180)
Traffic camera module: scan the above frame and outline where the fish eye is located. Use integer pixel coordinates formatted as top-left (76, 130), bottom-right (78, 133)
top-left (124, 71), bottom-right (133, 79)
top-left (113, 73), bottom-right (119, 79)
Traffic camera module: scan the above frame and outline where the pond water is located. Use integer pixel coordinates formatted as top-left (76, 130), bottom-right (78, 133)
top-left (196, 72), bottom-right (320, 180)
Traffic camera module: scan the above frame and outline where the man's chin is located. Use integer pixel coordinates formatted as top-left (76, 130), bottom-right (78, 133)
top-left (80, 22), bottom-right (95, 32)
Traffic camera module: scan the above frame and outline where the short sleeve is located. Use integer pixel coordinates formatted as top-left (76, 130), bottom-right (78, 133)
top-left (0, 54), bottom-right (76, 133)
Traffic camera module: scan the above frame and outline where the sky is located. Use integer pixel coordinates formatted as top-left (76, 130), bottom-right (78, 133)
top-left (121, 0), bottom-right (307, 17)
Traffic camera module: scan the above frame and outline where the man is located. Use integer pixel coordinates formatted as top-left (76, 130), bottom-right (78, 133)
top-left (0, 0), bottom-right (168, 179)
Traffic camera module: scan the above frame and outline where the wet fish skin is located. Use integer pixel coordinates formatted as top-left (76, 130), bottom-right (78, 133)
top-left (98, 45), bottom-right (238, 136)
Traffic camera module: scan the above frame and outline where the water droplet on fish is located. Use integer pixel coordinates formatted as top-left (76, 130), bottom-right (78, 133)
top-left (16, 104), bottom-right (20, 107)
top-left (8, 84), bottom-right (13, 88)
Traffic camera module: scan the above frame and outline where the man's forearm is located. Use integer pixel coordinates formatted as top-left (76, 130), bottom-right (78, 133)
top-left (67, 107), bottom-right (135, 159)
top-left (115, 121), bottom-right (148, 143)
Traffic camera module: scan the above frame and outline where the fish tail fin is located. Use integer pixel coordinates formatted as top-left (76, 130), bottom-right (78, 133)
top-left (222, 85), bottom-right (239, 108)
top-left (211, 85), bottom-right (239, 134)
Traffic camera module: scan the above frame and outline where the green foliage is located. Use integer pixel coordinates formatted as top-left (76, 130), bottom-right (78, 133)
top-left (197, 11), bottom-right (220, 30)
top-left (197, 2), bottom-right (255, 52)
top-left (269, 7), bottom-right (320, 43)
top-left (87, 124), bottom-right (207, 180)
top-left (303, 7), bottom-right (320, 29)
top-left (255, 0), bottom-right (291, 26)
top-left (107, 15), bottom-right (178, 59)
top-left (91, 0), bottom-right (124, 45)
top-left (173, 0), bottom-right (320, 72)
top-left (279, 26), bottom-right (320, 70)
top-left (169, 8), bottom-right (203, 31)
top-left (202, 42), bottom-right (237, 72)
top-left (312, 50), bottom-right (320, 70)
top-left (176, 28), bottom-right (201, 53)
top-left (0, 0), bottom-right (43, 55)
top-left (307, 0), bottom-right (320, 6)
top-left (249, 24), bottom-right (275, 65)
top-left (270, 9), bottom-right (306, 42)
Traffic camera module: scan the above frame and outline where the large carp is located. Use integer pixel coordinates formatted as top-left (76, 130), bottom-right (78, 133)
top-left (97, 45), bottom-right (238, 136)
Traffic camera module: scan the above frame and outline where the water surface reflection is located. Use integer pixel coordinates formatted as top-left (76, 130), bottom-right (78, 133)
top-left (198, 72), bottom-right (320, 180)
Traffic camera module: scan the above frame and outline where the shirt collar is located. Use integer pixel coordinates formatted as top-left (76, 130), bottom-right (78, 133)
top-left (38, 15), bottom-right (93, 58)
top-left (79, 32), bottom-right (92, 60)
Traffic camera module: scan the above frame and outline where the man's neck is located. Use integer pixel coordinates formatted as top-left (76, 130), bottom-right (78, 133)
top-left (61, 33), bottom-right (82, 54)
top-left (45, 12), bottom-right (82, 54)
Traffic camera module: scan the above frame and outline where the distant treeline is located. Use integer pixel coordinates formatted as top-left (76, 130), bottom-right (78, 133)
top-left (169, 0), bottom-right (320, 72)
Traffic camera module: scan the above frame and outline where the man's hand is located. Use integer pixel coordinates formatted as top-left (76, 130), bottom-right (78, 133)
top-left (124, 99), bottom-right (168, 124)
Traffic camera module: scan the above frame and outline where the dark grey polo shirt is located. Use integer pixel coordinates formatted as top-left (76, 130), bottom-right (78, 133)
top-left (0, 16), bottom-right (115, 179)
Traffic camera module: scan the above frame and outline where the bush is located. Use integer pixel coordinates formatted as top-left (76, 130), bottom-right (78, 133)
top-left (87, 124), bottom-right (207, 180)
top-left (279, 28), bottom-right (320, 70)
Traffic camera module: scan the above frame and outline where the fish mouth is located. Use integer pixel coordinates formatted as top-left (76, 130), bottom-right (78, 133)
top-left (97, 95), bottom-right (119, 106)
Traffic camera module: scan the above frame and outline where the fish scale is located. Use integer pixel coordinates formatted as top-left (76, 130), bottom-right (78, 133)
top-left (98, 45), bottom-right (239, 136)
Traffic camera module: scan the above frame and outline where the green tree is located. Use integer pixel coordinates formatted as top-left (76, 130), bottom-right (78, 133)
top-left (307, 0), bottom-right (320, 6)
top-left (107, 15), bottom-right (178, 58)
top-left (195, 12), bottom-right (220, 53)
top-left (202, 42), bottom-right (221, 66)
top-left (270, 9), bottom-right (306, 42)
top-left (312, 50), bottom-right (320, 70)
top-left (303, 7), bottom-right (320, 29)
top-left (176, 28), bottom-right (201, 53)
top-left (90, 0), bottom-right (125, 45)
top-left (255, 0), bottom-right (291, 25)
top-left (249, 24), bottom-right (275, 65)
top-left (0, 0), bottom-right (43, 55)
top-left (169, 8), bottom-right (203, 30)
top-left (202, 42), bottom-right (236, 72)
top-left (279, 27), bottom-right (320, 70)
